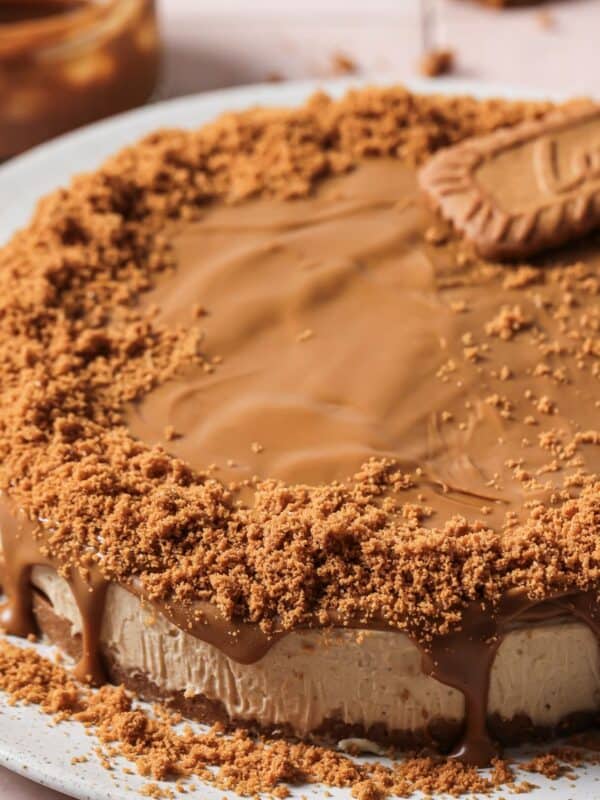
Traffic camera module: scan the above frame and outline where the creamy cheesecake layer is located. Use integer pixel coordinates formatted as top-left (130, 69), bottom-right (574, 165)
top-left (31, 566), bottom-right (600, 739)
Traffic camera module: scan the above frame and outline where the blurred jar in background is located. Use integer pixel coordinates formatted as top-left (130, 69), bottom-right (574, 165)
top-left (0, 0), bottom-right (160, 160)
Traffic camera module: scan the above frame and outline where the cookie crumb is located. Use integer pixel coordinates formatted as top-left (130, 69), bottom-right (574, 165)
top-left (418, 48), bottom-right (455, 77)
top-left (331, 51), bottom-right (358, 75)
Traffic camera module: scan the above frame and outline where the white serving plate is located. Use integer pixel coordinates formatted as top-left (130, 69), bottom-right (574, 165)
top-left (0, 76), bottom-right (597, 800)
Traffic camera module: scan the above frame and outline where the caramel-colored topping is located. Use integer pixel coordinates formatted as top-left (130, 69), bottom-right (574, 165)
top-left (420, 104), bottom-right (600, 259)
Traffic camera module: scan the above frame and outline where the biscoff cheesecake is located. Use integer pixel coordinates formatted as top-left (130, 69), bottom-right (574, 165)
top-left (0, 87), bottom-right (600, 770)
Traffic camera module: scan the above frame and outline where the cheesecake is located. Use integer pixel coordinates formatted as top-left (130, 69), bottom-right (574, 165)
top-left (0, 86), bottom-right (599, 768)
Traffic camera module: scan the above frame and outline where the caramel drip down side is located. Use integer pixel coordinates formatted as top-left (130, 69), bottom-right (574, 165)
top-left (148, 593), bottom-right (286, 665)
top-left (69, 567), bottom-right (108, 684)
top-left (425, 602), bottom-right (500, 765)
top-left (0, 493), bottom-right (108, 685)
top-left (425, 590), bottom-right (600, 765)
top-left (0, 495), bottom-right (51, 638)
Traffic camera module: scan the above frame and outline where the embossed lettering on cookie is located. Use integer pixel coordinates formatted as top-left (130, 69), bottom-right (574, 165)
top-left (419, 103), bottom-right (600, 260)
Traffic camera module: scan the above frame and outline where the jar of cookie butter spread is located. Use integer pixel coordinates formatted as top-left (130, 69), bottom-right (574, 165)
top-left (0, 0), bottom-right (160, 160)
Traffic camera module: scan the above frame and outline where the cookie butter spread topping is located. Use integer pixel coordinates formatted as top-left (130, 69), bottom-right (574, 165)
top-left (1, 87), bottom-right (600, 765)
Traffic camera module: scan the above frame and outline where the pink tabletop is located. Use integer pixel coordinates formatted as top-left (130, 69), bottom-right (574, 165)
top-left (1, 0), bottom-right (598, 796)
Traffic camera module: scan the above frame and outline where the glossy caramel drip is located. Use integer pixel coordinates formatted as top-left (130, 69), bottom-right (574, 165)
top-left (0, 493), bottom-right (107, 684)
top-left (69, 567), bottom-right (108, 684)
top-left (0, 497), bottom-right (51, 637)
top-left (426, 602), bottom-right (501, 765)
top-left (424, 590), bottom-right (600, 766)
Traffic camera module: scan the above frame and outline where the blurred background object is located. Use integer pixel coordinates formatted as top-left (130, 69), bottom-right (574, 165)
top-left (0, 0), bottom-right (159, 160)
top-left (418, 0), bottom-right (454, 76)
top-left (155, 0), bottom-right (596, 100)
top-left (1, 0), bottom-right (599, 163)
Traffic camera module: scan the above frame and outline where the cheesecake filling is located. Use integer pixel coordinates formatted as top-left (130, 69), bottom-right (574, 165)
top-left (31, 566), bottom-right (600, 739)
